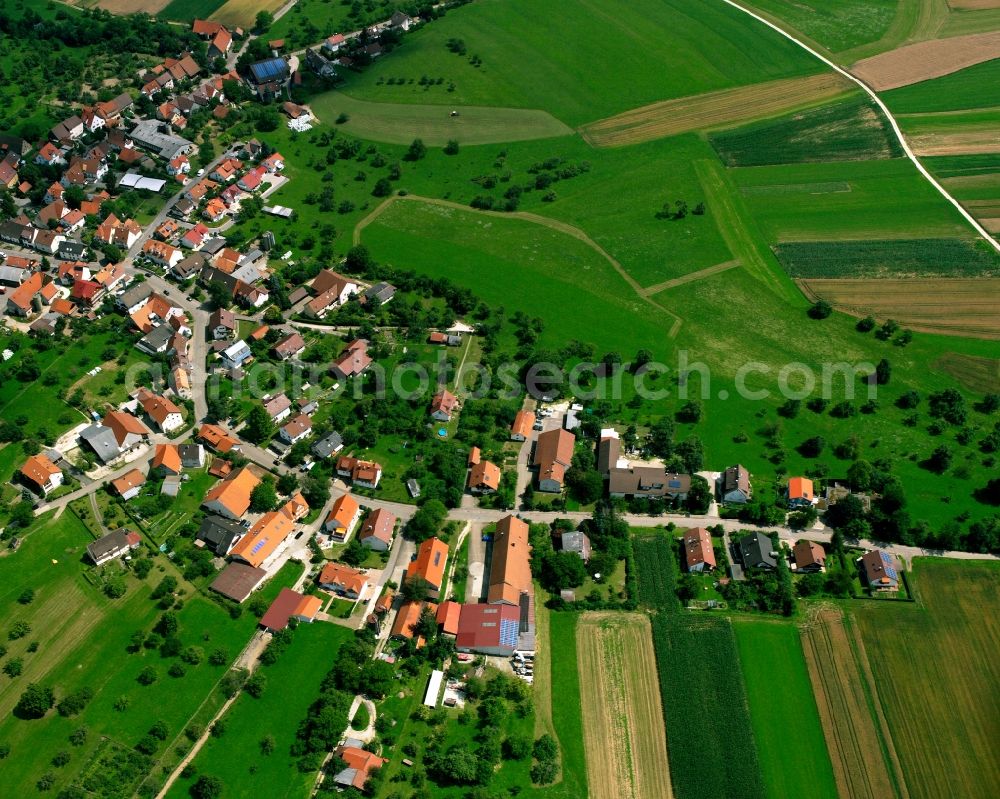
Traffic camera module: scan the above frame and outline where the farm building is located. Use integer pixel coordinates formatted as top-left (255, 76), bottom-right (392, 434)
top-left (455, 603), bottom-right (522, 657)
top-left (210, 562), bottom-right (268, 603)
top-left (260, 588), bottom-right (322, 631)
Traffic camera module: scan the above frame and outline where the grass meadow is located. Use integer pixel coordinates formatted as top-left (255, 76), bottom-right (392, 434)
top-left (335, 0), bottom-right (822, 126)
top-left (160, 0), bottom-right (225, 22)
top-left (164, 622), bottom-right (355, 799)
top-left (883, 58), bottom-right (1000, 113)
top-left (854, 559), bottom-right (1000, 799)
top-left (742, 0), bottom-right (898, 54)
top-left (734, 620), bottom-right (838, 799)
top-left (0, 512), bottom-right (298, 798)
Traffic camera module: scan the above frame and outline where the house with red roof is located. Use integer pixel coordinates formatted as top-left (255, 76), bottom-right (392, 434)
top-left (682, 527), bottom-right (716, 573)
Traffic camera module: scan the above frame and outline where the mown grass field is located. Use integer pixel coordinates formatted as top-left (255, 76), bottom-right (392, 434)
top-left (800, 608), bottom-right (908, 799)
top-left (652, 616), bottom-right (765, 799)
top-left (160, 0), bottom-right (225, 22)
top-left (335, 0), bottom-right (823, 126)
top-left (164, 623), bottom-right (354, 799)
top-left (743, 0), bottom-right (898, 54)
top-left (709, 97), bottom-right (902, 167)
top-left (209, 0), bottom-right (284, 28)
top-left (576, 613), bottom-right (673, 799)
top-left (309, 91), bottom-right (573, 145)
top-left (884, 58), bottom-right (1000, 112)
top-left (855, 560), bottom-right (1000, 799)
top-left (734, 620), bottom-right (838, 799)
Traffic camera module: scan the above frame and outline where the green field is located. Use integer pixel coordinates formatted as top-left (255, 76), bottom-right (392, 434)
top-left (160, 0), bottom-right (226, 22)
top-left (633, 535), bottom-right (680, 610)
top-left (709, 97), bottom-right (902, 167)
top-left (268, 0), bottom-right (406, 47)
top-left (165, 623), bottom-right (354, 799)
top-left (884, 58), bottom-right (1000, 114)
top-left (744, 0), bottom-right (898, 54)
top-left (926, 153), bottom-right (1000, 179)
top-left (309, 92), bottom-right (573, 145)
top-left (652, 616), bottom-right (766, 799)
top-left (773, 237), bottom-right (1000, 277)
top-left (732, 159), bottom-right (971, 241)
top-left (360, 197), bottom-right (681, 359)
top-left (335, 0), bottom-right (822, 126)
top-left (0, 513), bottom-right (298, 798)
top-left (734, 620), bottom-right (838, 799)
top-left (855, 560), bottom-right (1000, 799)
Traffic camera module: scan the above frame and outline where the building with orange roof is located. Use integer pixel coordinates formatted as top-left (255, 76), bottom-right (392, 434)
top-left (468, 460), bottom-right (501, 494)
top-left (682, 527), bottom-right (716, 573)
top-left (151, 444), bottom-right (182, 475)
top-left (49, 297), bottom-right (74, 316)
top-left (5, 272), bottom-right (48, 317)
top-left (335, 455), bottom-right (382, 488)
top-left (318, 562), bottom-right (368, 598)
top-left (390, 599), bottom-right (436, 643)
top-left (102, 411), bottom-right (149, 450)
top-left (323, 494), bottom-right (361, 542)
top-left (787, 477), bottom-right (816, 508)
top-left (20, 454), bottom-right (63, 495)
top-left (429, 389), bottom-right (459, 422)
top-left (487, 515), bottom-right (532, 607)
top-left (359, 508), bottom-right (396, 552)
top-left (202, 465), bottom-right (260, 520)
top-left (198, 423), bottom-right (240, 453)
top-left (203, 198), bottom-right (227, 222)
top-left (511, 410), bottom-right (535, 441)
top-left (280, 492), bottom-right (309, 521)
top-left (260, 588), bottom-right (322, 631)
top-left (230, 508), bottom-right (295, 567)
top-left (406, 537), bottom-right (449, 599)
top-left (331, 745), bottom-right (387, 790)
top-left (111, 468), bottom-right (146, 500)
top-left (436, 600), bottom-right (462, 636)
top-left (136, 388), bottom-right (184, 433)
top-left (533, 428), bottom-right (575, 492)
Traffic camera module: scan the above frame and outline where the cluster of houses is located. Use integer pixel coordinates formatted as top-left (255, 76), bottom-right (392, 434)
top-left (303, 10), bottom-right (415, 83)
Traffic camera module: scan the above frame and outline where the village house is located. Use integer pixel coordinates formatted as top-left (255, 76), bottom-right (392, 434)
top-left (324, 493), bottom-right (361, 542)
top-left (556, 528), bottom-right (591, 561)
top-left (151, 443), bottom-right (182, 476)
top-left (533, 428), bottom-right (575, 493)
top-left (272, 331), bottom-right (305, 360)
top-left (468, 459), bottom-right (501, 494)
top-left (111, 468), bottom-right (146, 501)
top-left (719, 464), bottom-right (753, 504)
top-left (335, 455), bottom-right (382, 488)
top-left (430, 389), bottom-right (459, 422)
top-left (359, 508), bottom-right (396, 551)
top-left (739, 531), bottom-right (777, 571)
top-left (312, 432), bottom-right (344, 460)
top-left (202, 465), bottom-right (260, 519)
top-left (279, 413), bottom-right (312, 444)
top-left (198, 514), bottom-right (247, 556)
top-left (208, 307), bottom-right (236, 340)
top-left (859, 549), bottom-right (899, 592)
top-left (331, 744), bottom-right (386, 791)
top-left (142, 239), bottom-right (182, 269)
top-left (19, 454), bottom-right (63, 496)
top-left (787, 477), bottom-right (816, 508)
top-left (330, 339), bottom-right (372, 380)
top-left (230, 508), bottom-right (296, 568)
top-left (682, 527), bottom-right (716, 573)
top-left (510, 410), bottom-right (535, 441)
top-left (103, 411), bottom-right (149, 452)
top-left (306, 269), bottom-right (359, 318)
top-left (318, 562), bottom-right (368, 599)
top-left (406, 537), bottom-right (449, 600)
top-left (263, 393), bottom-right (292, 423)
top-left (260, 588), bottom-right (322, 632)
top-left (86, 528), bottom-right (141, 566)
top-left (198, 423), bottom-right (241, 453)
top-left (136, 388), bottom-right (185, 433)
top-left (793, 541), bottom-right (826, 573)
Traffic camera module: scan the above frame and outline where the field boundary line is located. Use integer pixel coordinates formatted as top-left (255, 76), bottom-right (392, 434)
top-left (353, 194), bottom-right (686, 337)
top-left (642, 259), bottom-right (742, 296)
top-left (719, 0), bottom-right (1000, 255)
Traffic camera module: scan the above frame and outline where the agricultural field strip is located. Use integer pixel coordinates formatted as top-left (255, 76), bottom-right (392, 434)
top-left (576, 613), bottom-right (674, 799)
top-left (851, 29), bottom-right (1000, 89)
top-left (796, 277), bottom-right (1000, 338)
top-left (640, 259), bottom-right (742, 296)
top-left (354, 194), bottom-right (686, 334)
top-left (578, 73), bottom-right (854, 147)
top-left (208, 0), bottom-right (285, 29)
top-left (931, 352), bottom-right (1000, 393)
top-left (799, 608), bottom-right (908, 799)
top-left (720, 0), bottom-right (1000, 254)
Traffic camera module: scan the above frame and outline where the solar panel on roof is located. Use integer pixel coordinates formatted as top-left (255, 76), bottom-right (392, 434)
top-left (499, 619), bottom-right (519, 648)
top-left (668, 480), bottom-right (682, 488)
top-left (251, 58), bottom-right (288, 83)
top-left (250, 537), bottom-right (270, 555)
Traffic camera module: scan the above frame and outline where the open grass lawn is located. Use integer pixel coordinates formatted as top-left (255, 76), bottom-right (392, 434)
top-left (734, 620), bottom-right (838, 799)
top-left (854, 559), bottom-right (1000, 799)
top-left (308, 91), bottom-right (573, 146)
top-left (360, 198), bottom-right (681, 360)
top-left (164, 622), bottom-right (354, 799)
top-left (0, 512), bottom-right (299, 798)
top-left (732, 159), bottom-right (972, 242)
top-left (160, 0), bottom-right (226, 21)
top-left (268, 0), bottom-right (405, 47)
top-left (743, 0), bottom-right (898, 54)
top-left (709, 97), bottom-right (902, 167)
top-left (883, 58), bottom-right (1000, 113)
top-left (337, 0), bottom-right (822, 127)
top-left (208, 0), bottom-right (285, 28)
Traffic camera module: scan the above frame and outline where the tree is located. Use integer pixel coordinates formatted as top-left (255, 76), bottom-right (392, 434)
top-left (874, 358), bottom-right (891, 385)
top-left (371, 177), bottom-right (392, 197)
top-left (798, 436), bottom-right (825, 457)
top-left (444, 139), bottom-right (459, 155)
top-left (18, 588), bottom-right (35, 605)
top-left (928, 388), bottom-right (967, 426)
top-left (260, 735), bottom-right (275, 755)
top-left (137, 666), bottom-right (158, 686)
top-left (276, 472), bottom-right (299, 496)
top-left (56, 688), bottom-right (93, 717)
top-left (896, 390), bottom-right (920, 409)
top-left (540, 551), bottom-right (586, 592)
top-left (856, 315), bottom-right (876, 332)
top-left (250, 479), bottom-right (278, 513)
top-left (405, 499), bottom-right (447, 542)
top-left (242, 404), bottom-right (275, 444)
top-left (4, 658), bottom-right (24, 677)
top-left (255, 10), bottom-right (274, 32)
top-left (925, 445), bottom-right (952, 474)
top-left (345, 244), bottom-right (374, 274)
top-left (676, 573), bottom-right (699, 603)
top-left (405, 138), bottom-right (427, 161)
top-left (191, 775), bottom-right (223, 799)
top-left (676, 400), bottom-right (702, 423)
top-left (207, 281), bottom-right (232, 310)
top-left (15, 683), bottom-right (55, 719)
top-left (808, 299), bottom-right (832, 319)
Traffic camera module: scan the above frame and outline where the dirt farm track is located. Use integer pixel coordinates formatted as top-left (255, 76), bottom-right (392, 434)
top-left (576, 613), bottom-right (674, 799)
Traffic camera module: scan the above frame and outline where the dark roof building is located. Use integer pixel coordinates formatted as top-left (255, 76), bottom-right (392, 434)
top-left (197, 514), bottom-right (246, 555)
top-left (739, 531), bottom-right (777, 571)
top-left (87, 528), bottom-right (141, 566)
top-left (210, 562), bottom-right (268, 603)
